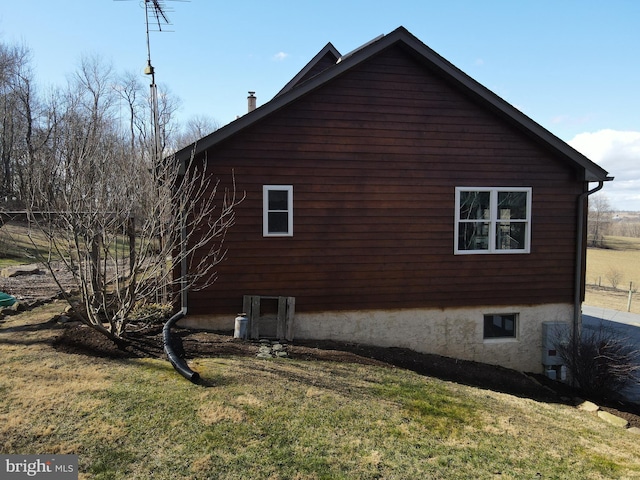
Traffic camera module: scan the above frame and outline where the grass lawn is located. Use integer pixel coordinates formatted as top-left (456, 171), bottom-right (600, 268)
top-left (2, 304), bottom-right (640, 479)
top-left (0, 222), bottom-right (52, 266)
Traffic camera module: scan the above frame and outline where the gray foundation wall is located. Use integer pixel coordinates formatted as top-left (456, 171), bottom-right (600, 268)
top-left (179, 303), bottom-right (574, 373)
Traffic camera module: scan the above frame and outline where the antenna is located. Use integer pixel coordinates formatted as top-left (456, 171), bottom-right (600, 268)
top-left (147, 0), bottom-right (172, 31)
top-left (116, 0), bottom-right (186, 163)
top-left (142, 0), bottom-right (170, 167)
top-left (144, 0), bottom-right (173, 69)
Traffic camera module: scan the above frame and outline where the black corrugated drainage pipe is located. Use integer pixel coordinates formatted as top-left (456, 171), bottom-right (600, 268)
top-left (162, 208), bottom-right (200, 383)
top-left (163, 307), bottom-right (200, 383)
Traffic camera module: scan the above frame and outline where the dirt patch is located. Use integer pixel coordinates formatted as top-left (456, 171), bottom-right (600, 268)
top-left (0, 263), bottom-right (75, 304)
top-left (49, 320), bottom-right (640, 429)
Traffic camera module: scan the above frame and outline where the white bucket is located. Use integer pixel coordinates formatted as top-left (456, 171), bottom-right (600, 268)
top-left (234, 313), bottom-right (248, 339)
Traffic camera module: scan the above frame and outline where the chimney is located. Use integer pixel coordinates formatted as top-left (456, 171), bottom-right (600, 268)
top-left (247, 91), bottom-right (256, 112)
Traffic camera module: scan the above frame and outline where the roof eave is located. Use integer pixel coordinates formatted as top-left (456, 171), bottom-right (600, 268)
top-left (175, 26), bottom-right (612, 183)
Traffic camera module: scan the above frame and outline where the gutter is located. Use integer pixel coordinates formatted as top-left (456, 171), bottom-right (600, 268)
top-left (162, 211), bottom-right (200, 383)
top-left (573, 180), bottom-right (605, 340)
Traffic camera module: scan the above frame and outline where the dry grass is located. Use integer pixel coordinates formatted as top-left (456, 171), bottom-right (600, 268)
top-left (0, 222), bottom-right (53, 266)
top-left (587, 248), bottom-right (640, 289)
top-left (2, 305), bottom-right (640, 479)
top-left (601, 236), bottom-right (640, 251)
top-left (585, 236), bottom-right (640, 313)
top-left (0, 303), bottom-right (121, 458)
top-left (585, 286), bottom-right (640, 314)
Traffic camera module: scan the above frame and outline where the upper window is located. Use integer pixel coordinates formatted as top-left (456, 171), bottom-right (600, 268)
top-left (263, 185), bottom-right (293, 237)
top-left (455, 187), bottom-right (531, 254)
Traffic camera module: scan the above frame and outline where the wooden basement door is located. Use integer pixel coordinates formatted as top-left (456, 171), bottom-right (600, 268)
top-left (242, 295), bottom-right (295, 341)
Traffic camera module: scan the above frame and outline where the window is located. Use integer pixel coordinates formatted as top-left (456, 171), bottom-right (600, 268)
top-left (263, 185), bottom-right (293, 237)
top-left (484, 313), bottom-right (518, 339)
top-left (455, 187), bottom-right (531, 254)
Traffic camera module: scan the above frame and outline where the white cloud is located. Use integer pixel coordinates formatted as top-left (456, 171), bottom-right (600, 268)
top-left (569, 129), bottom-right (640, 211)
top-left (273, 52), bottom-right (289, 61)
top-left (550, 113), bottom-right (594, 128)
top-left (551, 114), bottom-right (569, 125)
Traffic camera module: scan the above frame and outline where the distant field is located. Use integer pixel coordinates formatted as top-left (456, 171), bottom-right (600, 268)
top-left (598, 235), bottom-right (640, 251)
top-left (586, 237), bottom-right (640, 288)
top-left (585, 236), bottom-right (640, 314)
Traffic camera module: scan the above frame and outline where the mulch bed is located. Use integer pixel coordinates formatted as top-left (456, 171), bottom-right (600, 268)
top-left (50, 320), bottom-right (640, 429)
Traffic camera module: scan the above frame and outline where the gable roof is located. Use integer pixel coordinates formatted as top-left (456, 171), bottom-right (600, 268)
top-left (274, 42), bottom-right (341, 97)
top-left (175, 26), bottom-right (611, 183)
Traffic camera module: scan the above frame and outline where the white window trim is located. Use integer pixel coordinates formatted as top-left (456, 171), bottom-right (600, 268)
top-left (263, 185), bottom-right (293, 237)
top-left (454, 187), bottom-right (531, 254)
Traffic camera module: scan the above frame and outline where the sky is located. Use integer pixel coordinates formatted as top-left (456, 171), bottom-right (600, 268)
top-left (1, 1), bottom-right (639, 210)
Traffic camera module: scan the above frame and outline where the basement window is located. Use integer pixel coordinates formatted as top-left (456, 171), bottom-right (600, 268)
top-left (455, 187), bottom-right (531, 254)
top-left (263, 185), bottom-right (293, 237)
top-left (484, 313), bottom-right (518, 339)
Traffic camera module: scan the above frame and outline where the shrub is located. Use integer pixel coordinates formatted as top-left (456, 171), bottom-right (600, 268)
top-left (605, 268), bottom-right (623, 289)
top-left (557, 325), bottom-right (640, 399)
top-left (128, 303), bottom-right (173, 324)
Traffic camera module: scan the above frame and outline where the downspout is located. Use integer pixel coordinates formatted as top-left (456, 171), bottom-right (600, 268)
top-left (162, 190), bottom-right (200, 383)
top-left (573, 180), bottom-right (604, 340)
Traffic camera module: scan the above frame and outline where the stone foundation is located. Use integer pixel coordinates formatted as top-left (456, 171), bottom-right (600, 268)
top-left (179, 303), bottom-right (574, 373)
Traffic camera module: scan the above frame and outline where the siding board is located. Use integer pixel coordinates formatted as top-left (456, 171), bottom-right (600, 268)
top-left (186, 44), bottom-right (583, 316)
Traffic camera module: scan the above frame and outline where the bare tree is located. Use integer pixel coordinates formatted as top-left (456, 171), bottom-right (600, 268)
top-left (0, 42), bottom-right (34, 200)
top-left (29, 152), bottom-right (241, 341)
top-left (0, 42), bottom-right (19, 197)
top-left (172, 114), bottom-right (220, 150)
top-left (25, 57), bottom-right (243, 342)
top-left (611, 218), bottom-right (640, 239)
top-left (0, 40), bottom-right (61, 215)
top-left (588, 193), bottom-right (612, 247)
top-left (114, 71), bottom-right (146, 155)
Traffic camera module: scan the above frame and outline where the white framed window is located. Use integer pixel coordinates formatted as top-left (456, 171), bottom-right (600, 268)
top-left (263, 185), bottom-right (293, 237)
top-left (455, 187), bottom-right (531, 254)
top-left (483, 313), bottom-right (518, 340)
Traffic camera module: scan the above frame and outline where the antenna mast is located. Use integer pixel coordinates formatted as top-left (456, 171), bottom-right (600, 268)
top-left (142, 0), bottom-right (172, 167)
top-left (117, 0), bottom-right (180, 162)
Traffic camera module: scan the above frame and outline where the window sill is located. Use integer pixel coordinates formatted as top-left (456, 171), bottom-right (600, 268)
top-left (455, 250), bottom-right (530, 255)
top-left (483, 337), bottom-right (519, 344)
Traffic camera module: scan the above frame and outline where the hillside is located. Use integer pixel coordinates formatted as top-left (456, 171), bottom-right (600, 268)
top-left (1, 304), bottom-right (639, 478)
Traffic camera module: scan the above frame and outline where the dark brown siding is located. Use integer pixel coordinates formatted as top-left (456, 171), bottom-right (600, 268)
top-left (187, 45), bottom-right (582, 316)
top-left (298, 51), bottom-right (340, 84)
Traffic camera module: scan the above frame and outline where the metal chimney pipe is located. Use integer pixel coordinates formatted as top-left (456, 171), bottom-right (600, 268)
top-left (248, 91), bottom-right (256, 112)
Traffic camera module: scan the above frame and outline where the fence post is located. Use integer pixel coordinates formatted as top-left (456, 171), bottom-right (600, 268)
top-left (628, 282), bottom-right (633, 313)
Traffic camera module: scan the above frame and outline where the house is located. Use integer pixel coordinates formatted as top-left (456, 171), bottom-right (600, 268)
top-left (173, 26), bottom-right (611, 373)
